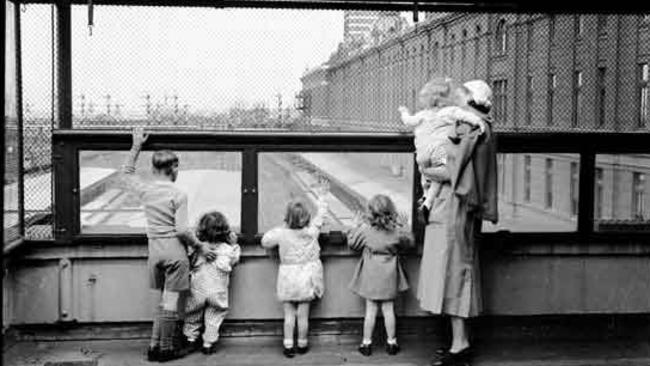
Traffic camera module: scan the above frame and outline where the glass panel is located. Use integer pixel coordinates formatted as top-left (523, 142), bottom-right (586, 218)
top-left (4, 0), bottom-right (20, 243)
top-left (258, 152), bottom-right (413, 233)
top-left (483, 153), bottom-right (579, 232)
top-left (594, 154), bottom-right (650, 231)
top-left (79, 151), bottom-right (242, 234)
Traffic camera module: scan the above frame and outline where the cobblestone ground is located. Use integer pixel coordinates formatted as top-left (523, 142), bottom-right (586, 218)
top-left (3, 335), bottom-right (650, 366)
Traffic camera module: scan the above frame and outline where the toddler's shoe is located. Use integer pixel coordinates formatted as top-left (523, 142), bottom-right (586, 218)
top-left (358, 344), bottom-right (372, 356)
top-left (283, 347), bottom-right (296, 358)
top-left (296, 345), bottom-right (309, 355)
top-left (386, 343), bottom-right (401, 355)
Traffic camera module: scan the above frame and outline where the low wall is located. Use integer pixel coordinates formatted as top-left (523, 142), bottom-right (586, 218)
top-left (5, 242), bottom-right (650, 327)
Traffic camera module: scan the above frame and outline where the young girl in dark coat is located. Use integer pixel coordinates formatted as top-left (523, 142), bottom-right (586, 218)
top-left (347, 194), bottom-right (414, 356)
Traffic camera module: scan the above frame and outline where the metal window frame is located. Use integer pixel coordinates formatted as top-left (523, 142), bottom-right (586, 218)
top-left (48, 130), bottom-right (650, 249)
top-left (4, 0), bottom-right (26, 253)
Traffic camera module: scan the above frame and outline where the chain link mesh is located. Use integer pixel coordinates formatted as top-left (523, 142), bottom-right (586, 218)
top-left (11, 7), bottom-right (650, 239)
top-left (21, 4), bottom-right (54, 239)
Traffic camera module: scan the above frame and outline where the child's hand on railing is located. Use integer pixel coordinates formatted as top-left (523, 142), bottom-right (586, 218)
top-left (396, 211), bottom-right (409, 228)
top-left (397, 106), bottom-right (409, 116)
top-left (315, 177), bottom-right (330, 199)
top-left (351, 210), bottom-right (365, 228)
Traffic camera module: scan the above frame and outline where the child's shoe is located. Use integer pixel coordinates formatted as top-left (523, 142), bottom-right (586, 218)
top-left (201, 343), bottom-right (217, 355)
top-left (283, 347), bottom-right (296, 358)
top-left (358, 343), bottom-right (372, 356)
top-left (386, 342), bottom-right (401, 355)
top-left (296, 345), bottom-right (309, 354)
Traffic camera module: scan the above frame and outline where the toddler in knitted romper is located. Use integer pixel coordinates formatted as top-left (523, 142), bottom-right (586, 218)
top-left (398, 77), bottom-right (485, 218)
top-left (183, 211), bottom-right (241, 354)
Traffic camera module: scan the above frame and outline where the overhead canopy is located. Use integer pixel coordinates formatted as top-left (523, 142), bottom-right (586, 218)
top-left (11, 0), bottom-right (650, 14)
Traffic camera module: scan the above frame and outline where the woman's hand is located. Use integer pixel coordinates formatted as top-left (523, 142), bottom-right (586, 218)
top-left (132, 127), bottom-right (149, 148)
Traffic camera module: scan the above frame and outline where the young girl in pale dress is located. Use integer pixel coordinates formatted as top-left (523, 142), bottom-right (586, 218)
top-left (261, 183), bottom-right (329, 358)
top-left (347, 194), bottom-right (413, 356)
top-left (398, 77), bottom-right (485, 219)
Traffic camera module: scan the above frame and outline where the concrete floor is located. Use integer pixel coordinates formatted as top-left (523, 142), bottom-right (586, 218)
top-left (3, 335), bottom-right (650, 366)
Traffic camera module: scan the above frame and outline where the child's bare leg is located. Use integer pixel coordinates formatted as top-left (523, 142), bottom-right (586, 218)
top-left (296, 302), bottom-right (311, 348)
top-left (363, 299), bottom-right (379, 345)
top-left (283, 302), bottom-right (297, 349)
top-left (380, 301), bottom-right (397, 344)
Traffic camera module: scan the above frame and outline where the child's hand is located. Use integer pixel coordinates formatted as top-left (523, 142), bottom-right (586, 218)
top-left (132, 127), bottom-right (149, 147)
top-left (398, 106), bottom-right (409, 115)
top-left (351, 210), bottom-right (365, 227)
top-left (396, 211), bottom-right (409, 228)
top-left (315, 177), bottom-right (330, 199)
top-left (227, 231), bottom-right (238, 245)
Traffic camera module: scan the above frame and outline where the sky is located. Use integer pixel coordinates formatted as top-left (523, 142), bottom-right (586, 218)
top-left (19, 5), bottom-right (346, 117)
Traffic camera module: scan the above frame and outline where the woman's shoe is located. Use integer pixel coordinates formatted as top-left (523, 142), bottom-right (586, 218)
top-left (431, 347), bottom-right (472, 366)
top-left (146, 346), bottom-right (160, 362)
top-left (157, 348), bottom-right (186, 363)
top-left (386, 343), bottom-right (401, 355)
top-left (283, 347), bottom-right (296, 358)
top-left (358, 344), bottom-right (372, 356)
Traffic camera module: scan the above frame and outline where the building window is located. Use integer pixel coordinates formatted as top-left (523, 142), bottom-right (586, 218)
top-left (526, 75), bottom-right (533, 125)
top-left (595, 168), bottom-right (604, 219)
top-left (570, 162), bottom-right (579, 216)
top-left (493, 79), bottom-right (508, 122)
top-left (547, 73), bottom-right (556, 126)
top-left (632, 172), bottom-right (645, 220)
top-left (545, 158), bottom-right (554, 209)
top-left (572, 71), bottom-right (583, 127)
top-left (495, 19), bottom-right (507, 55)
top-left (524, 155), bottom-right (531, 202)
top-left (575, 15), bottom-right (584, 39)
top-left (597, 14), bottom-right (608, 35)
top-left (597, 67), bottom-right (607, 127)
top-left (640, 63), bottom-right (649, 128)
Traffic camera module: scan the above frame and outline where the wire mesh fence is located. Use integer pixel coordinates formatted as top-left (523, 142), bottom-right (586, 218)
top-left (60, 8), bottom-right (650, 133)
top-left (20, 4), bottom-right (54, 239)
top-left (10, 6), bottom-right (650, 240)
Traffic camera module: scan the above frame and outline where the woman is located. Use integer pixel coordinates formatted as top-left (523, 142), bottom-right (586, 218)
top-left (417, 79), bottom-right (497, 366)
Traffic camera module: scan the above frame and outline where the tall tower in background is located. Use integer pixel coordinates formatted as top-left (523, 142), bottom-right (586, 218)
top-left (343, 11), bottom-right (381, 43)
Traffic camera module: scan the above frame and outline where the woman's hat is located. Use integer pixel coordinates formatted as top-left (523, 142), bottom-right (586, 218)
top-left (463, 80), bottom-right (493, 109)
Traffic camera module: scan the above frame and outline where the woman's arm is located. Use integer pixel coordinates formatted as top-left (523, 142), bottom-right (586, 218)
top-left (421, 165), bottom-right (450, 182)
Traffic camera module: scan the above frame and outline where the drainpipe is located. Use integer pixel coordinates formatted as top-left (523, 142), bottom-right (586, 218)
top-left (58, 258), bottom-right (74, 322)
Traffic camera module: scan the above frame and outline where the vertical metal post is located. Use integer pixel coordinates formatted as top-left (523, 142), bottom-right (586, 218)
top-left (578, 148), bottom-right (596, 237)
top-left (55, 0), bottom-right (72, 129)
top-left (16, 0), bottom-right (25, 237)
top-left (241, 149), bottom-right (258, 241)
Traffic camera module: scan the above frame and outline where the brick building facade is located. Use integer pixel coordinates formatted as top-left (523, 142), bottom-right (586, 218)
top-left (301, 13), bottom-right (650, 227)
